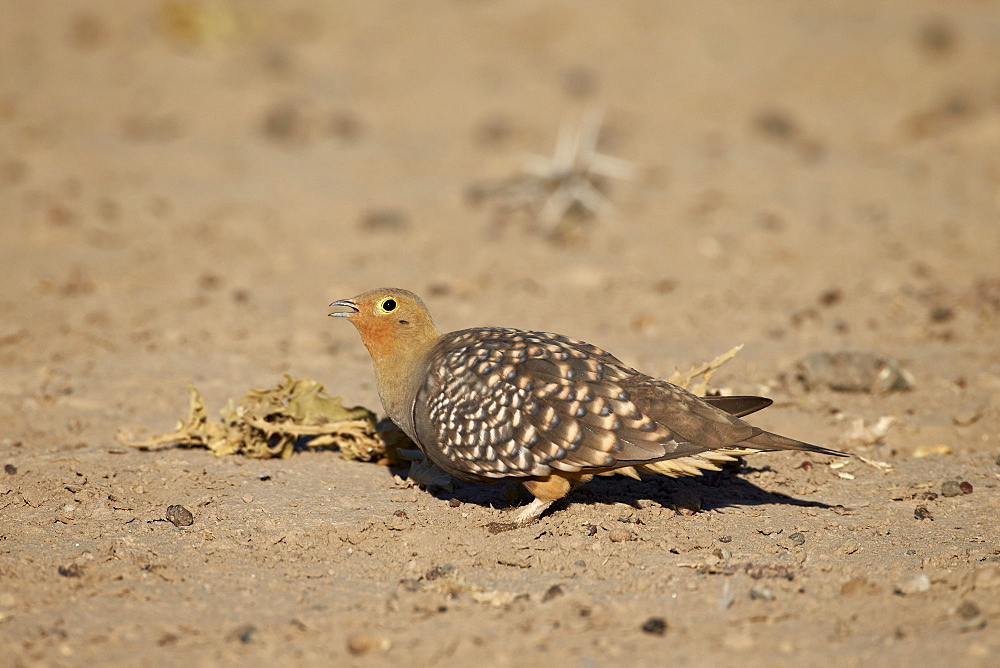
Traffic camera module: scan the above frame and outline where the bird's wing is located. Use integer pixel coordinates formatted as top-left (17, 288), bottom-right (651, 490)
top-left (411, 328), bottom-right (723, 480)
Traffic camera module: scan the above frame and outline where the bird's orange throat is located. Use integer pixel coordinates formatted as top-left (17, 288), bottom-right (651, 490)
top-left (348, 315), bottom-right (438, 388)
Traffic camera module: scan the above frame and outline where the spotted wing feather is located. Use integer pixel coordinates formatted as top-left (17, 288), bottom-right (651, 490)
top-left (411, 328), bottom-right (714, 481)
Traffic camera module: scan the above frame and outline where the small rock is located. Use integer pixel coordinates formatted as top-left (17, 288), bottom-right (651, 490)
top-left (952, 409), bottom-right (982, 426)
top-left (788, 532), bottom-right (806, 546)
top-left (956, 600), bottom-right (980, 620)
top-left (955, 601), bottom-right (987, 632)
top-left (718, 535), bottom-right (733, 543)
top-left (641, 616), bottom-right (668, 636)
top-left (58, 564), bottom-right (82, 578)
top-left (818, 288), bottom-right (843, 307)
top-left (392, 509), bottom-right (407, 518)
top-left (542, 584), bottom-right (564, 602)
top-left (3, 464), bottom-right (15, 475)
top-left (941, 480), bottom-right (963, 497)
top-left (242, 494), bottom-right (254, 504)
top-left (914, 506), bottom-right (933, 520)
top-left (929, 305), bottom-right (954, 322)
top-left (959, 481), bottom-right (973, 495)
top-left (346, 632), bottom-right (390, 655)
top-left (841, 540), bottom-right (860, 555)
top-left (229, 624), bottom-right (258, 644)
top-left (897, 573), bottom-right (931, 595)
top-left (423, 564), bottom-right (455, 581)
top-left (609, 529), bottom-right (636, 543)
top-left (448, 498), bottom-right (461, 508)
top-left (165, 504), bottom-right (194, 527)
top-left (749, 584), bottom-right (775, 601)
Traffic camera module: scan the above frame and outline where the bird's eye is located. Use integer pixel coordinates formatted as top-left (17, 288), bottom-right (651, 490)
top-left (378, 298), bottom-right (397, 314)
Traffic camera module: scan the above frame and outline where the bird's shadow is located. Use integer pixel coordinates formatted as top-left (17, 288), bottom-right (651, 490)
top-left (397, 465), bottom-right (839, 516)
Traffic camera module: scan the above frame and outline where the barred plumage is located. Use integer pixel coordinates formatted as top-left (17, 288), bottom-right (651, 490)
top-left (330, 288), bottom-right (845, 529)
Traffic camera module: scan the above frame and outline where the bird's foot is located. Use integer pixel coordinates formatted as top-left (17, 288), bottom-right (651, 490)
top-left (485, 497), bottom-right (555, 534)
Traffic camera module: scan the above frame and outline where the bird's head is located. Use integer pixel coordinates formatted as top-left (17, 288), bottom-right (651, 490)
top-left (329, 288), bottom-right (441, 366)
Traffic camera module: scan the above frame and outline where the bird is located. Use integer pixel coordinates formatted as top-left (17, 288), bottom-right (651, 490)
top-left (329, 288), bottom-right (845, 530)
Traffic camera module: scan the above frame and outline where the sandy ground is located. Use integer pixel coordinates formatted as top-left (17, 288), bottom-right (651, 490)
top-left (2, 1), bottom-right (1000, 665)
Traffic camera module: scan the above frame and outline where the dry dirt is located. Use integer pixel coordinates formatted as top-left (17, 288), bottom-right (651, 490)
top-left (2, 2), bottom-right (1000, 666)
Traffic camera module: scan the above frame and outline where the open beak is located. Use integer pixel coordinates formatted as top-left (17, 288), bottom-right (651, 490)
top-left (328, 298), bottom-right (359, 318)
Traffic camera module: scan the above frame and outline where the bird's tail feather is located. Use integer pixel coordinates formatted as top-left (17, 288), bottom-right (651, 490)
top-left (742, 429), bottom-right (846, 457)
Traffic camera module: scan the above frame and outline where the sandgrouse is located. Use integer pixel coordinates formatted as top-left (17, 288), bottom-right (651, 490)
top-left (330, 288), bottom-right (844, 529)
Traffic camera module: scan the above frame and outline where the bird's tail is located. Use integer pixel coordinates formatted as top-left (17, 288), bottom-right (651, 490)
top-left (741, 429), bottom-right (846, 458)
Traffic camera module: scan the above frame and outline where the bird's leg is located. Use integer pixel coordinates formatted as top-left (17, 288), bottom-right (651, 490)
top-left (511, 496), bottom-right (556, 527)
top-left (487, 474), bottom-right (590, 533)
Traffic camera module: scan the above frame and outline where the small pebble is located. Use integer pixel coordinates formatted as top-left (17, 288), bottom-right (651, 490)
top-left (818, 288), bottom-right (843, 307)
top-left (392, 509), bottom-right (407, 518)
top-left (995, 453), bottom-right (1000, 467)
top-left (956, 601), bottom-right (980, 620)
top-left (641, 616), bottom-right (668, 636)
top-left (609, 529), bottom-right (636, 543)
top-left (914, 506), bottom-right (933, 520)
top-left (346, 633), bottom-right (390, 655)
top-left (959, 481), bottom-right (973, 494)
top-left (940, 480), bottom-right (963, 497)
top-left (749, 584), bottom-right (775, 601)
top-left (448, 498), bottom-right (461, 508)
top-left (929, 305), bottom-right (954, 322)
top-left (897, 573), bottom-right (931, 595)
top-left (789, 532), bottom-right (806, 546)
top-left (955, 601), bottom-right (987, 632)
top-left (718, 535), bottom-right (733, 543)
top-left (165, 504), bottom-right (194, 527)
top-left (3, 464), bottom-right (16, 475)
top-left (424, 564), bottom-right (455, 581)
top-left (58, 564), bottom-right (82, 578)
top-left (952, 409), bottom-right (981, 426)
top-left (542, 584), bottom-right (564, 602)
top-left (230, 624), bottom-right (257, 644)
top-left (242, 494), bottom-right (254, 503)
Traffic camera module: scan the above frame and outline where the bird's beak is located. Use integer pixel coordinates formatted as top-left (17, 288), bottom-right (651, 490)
top-left (328, 298), bottom-right (359, 318)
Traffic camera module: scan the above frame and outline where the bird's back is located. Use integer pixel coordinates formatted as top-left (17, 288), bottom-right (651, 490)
top-left (409, 327), bottom-right (798, 482)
